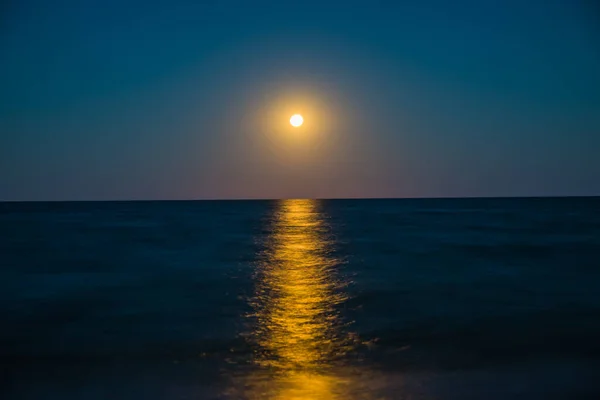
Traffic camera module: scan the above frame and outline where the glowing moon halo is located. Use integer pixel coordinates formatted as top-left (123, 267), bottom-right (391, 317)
top-left (290, 114), bottom-right (304, 127)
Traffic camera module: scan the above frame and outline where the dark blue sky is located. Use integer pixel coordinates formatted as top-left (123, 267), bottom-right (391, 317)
top-left (1, 0), bottom-right (599, 200)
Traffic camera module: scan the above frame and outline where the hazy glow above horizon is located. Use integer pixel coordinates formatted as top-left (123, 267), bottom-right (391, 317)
top-left (1, 0), bottom-right (598, 200)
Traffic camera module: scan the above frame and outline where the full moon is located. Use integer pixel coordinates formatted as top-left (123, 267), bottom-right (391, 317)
top-left (290, 114), bottom-right (304, 127)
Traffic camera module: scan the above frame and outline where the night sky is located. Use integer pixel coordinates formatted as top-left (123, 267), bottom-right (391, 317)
top-left (1, 0), bottom-right (599, 200)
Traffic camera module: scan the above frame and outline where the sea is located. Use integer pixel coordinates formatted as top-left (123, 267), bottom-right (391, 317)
top-left (1, 197), bottom-right (599, 399)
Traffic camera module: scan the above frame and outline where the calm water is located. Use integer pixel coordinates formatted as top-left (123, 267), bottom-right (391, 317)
top-left (2, 198), bottom-right (600, 399)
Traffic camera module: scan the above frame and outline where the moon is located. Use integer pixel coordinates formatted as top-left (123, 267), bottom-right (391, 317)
top-left (290, 114), bottom-right (304, 127)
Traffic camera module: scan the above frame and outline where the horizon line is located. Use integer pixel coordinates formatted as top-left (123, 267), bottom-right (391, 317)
top-left (1, 194), bottom-right (599, 203)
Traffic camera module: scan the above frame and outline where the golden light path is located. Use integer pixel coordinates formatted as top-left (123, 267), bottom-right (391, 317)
top-left (244, 199), bottom-right (363, 400)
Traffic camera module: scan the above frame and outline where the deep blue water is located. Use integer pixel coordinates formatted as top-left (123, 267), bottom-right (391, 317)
top-left (1, 197), bottom-right (600, 399)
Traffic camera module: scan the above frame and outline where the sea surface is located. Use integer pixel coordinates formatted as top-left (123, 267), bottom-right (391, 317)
top-left (2, 197), bottom-right (600, 399)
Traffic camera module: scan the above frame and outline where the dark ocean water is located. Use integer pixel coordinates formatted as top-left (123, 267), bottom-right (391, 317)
top-left (2, 197), bottom-right (600, 399)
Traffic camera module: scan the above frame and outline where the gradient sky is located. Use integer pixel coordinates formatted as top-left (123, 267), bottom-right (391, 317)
top-left (1, 0), bottom-right (599, 200)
